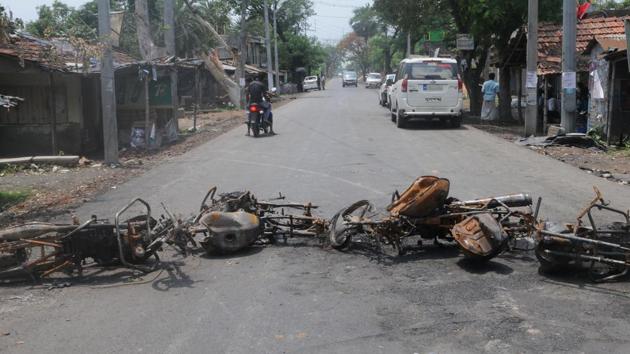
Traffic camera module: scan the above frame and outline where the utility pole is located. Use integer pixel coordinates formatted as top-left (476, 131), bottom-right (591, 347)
top-left (525, 0), bottom-right (539, 136)
top-left (237, 0), bottom-right (250, 109)
top-left (561, 0), bottom-right (577, 133)
top-left (98, 0), bottom-right (119, 164)
top-left (406, 32), bottom-right (411, 57)
top-left (273, 1), bottom-right (281, 89)
top-left (164, 0), bottom-right (179, 134)
top-left (263, 0), bottom-right (274, 89)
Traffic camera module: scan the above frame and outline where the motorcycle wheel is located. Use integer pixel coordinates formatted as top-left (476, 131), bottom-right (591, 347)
top-left (252, 122), bottom-right (260, 137)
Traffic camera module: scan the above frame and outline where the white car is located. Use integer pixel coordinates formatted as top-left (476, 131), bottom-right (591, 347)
top-left (303, 76), bottom-right (319, 91)
top-left (379, 74), bottom-right (396, 107)
top-left (389, 57), bottom-right (463, 128)
top-left (365, 72), bottom-right (382, 88)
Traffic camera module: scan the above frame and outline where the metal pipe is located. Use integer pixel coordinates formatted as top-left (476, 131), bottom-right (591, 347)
top-left (540, 229), bottom-right (630, 252)
top-left (114, 198), bottom-right (152, 272)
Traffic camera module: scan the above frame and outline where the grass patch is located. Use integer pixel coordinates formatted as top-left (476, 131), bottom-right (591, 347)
top-left (0, 190), bottom-right (31, 211)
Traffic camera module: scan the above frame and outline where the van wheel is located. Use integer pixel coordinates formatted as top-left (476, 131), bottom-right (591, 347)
top-left (396, 109), bottom-right (406, 128)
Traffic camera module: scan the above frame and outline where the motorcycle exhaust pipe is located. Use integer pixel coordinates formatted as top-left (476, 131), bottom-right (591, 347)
top-left (451, 193), bottom-right (533, 208)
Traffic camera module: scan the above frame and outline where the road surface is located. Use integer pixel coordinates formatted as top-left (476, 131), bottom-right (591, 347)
top-left (2, 79), bottom-right (630, 353)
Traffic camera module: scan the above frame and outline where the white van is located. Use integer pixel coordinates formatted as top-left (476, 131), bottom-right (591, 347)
top-left (389, 57), bottom-right (463, 128)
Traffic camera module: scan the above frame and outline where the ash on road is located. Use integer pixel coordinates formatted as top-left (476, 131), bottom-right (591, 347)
top-left (2, 79), bottom-right (630, 354)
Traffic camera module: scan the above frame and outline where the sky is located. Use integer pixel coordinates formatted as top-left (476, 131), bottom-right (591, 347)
top-left (1, 0), bottom-right (371, 43)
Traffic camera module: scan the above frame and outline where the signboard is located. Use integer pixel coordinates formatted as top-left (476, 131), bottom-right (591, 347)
top-left (456, 34), bottom-right (474, 51)
top-left (625, 19), bottom-right (630, 71)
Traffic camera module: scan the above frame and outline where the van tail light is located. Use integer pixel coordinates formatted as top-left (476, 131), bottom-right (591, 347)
top-left (457, 77), bottom-right (463, 92)
top-left (401, 78), bottom-right (408, 93)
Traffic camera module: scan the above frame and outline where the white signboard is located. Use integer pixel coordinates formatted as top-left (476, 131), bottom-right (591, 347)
top-left (456, 34), bottom-right (475, 51)
top-left (562, 71), bottom-right (576, 92)
top-left (526, 71), bottom-right (538, 89)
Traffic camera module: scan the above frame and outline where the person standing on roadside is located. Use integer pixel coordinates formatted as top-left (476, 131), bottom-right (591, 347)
top-left (321, 74), bottom-right (326, 90)
top-left (481, 73), bottom-right (499, 121)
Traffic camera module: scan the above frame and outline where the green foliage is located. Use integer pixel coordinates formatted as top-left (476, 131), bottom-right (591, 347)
top-left (279, 32), bottom-right (325, 75)
top-left (350, 5), bottom-right (380, 39)
top-left (175, 0), bottom-right (233, 57)
top-left (25, 0), bottom-right (101, 40)
top-left (0, 190), bottom-right (30, 211)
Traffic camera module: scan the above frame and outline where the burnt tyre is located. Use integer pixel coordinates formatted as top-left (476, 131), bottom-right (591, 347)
top-left (329, 200), bottom-right (373, 251)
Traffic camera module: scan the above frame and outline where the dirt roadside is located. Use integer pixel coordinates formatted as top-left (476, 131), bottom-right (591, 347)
top-left (470, 121), bottom-right (630, 185)
top-left (0, 95), bottom-right (297, 227)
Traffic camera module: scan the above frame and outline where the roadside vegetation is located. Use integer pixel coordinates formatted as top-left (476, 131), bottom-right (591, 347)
top-left (0, 190), bottom-right (30, 211)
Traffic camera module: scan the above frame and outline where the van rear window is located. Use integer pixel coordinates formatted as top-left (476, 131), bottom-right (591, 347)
top-left (406, 62), bottom-right (457, 80)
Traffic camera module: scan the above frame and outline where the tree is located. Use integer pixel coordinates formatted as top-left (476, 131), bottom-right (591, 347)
top-left (0, 6), bottom-right (23, 44)
top-left (279, 32), bottom-right (325, 76)
top-left (338, 32), bottom-right (369, 78)
top-left (350, 5), bottom-right (379, 40)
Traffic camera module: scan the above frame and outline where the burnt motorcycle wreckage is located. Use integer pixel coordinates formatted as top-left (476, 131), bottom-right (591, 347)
top-left (176, 187), bottom-right (329, 254)
top-left (329, 176), bottom-right (538, 261)
top-left (0, 198), bottom-right (187, 281)
top-left (536, 187), bottom-right (630, 282)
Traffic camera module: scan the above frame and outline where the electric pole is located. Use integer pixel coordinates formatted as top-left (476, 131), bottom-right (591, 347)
top-left (525, 0), bottom-right (538, 136)
top-left (98, 0), bottom-right (119, 164)
top-left (273, 1), bottom-right (281, 89)
top-left (263, 0), bottom-right (274, 89)
top-left (561, 0), bottom-right (577, 133)
top-left (164, 0), bottom-right (178, 133)
top-left (237, 0), bottom-right (250, 109)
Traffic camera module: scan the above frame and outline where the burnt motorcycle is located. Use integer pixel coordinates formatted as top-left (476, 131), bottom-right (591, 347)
top-left (329, 176), bottom-right (538, 261)
top-left (177, 187), bottom-right (328, 255)
top-left (536, 187), bottom-right (630, 282)
top-left (0, 198), bottom-right (186, 281)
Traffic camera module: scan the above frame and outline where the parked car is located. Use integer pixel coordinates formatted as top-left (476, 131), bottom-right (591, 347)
top-left (365, 72), bottom-right (382, 88)
top-left (342, 71), bottom-right (358, 87)
top-left (389, 57), bottom-right (463, 128)
top-left (303, 76), bottom-right (319, 91)
top-left (379, 74), bottom-right (396, 107)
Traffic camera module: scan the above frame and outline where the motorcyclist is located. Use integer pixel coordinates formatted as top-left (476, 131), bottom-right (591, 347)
top-left (246, 75), bottom-right (274, 135)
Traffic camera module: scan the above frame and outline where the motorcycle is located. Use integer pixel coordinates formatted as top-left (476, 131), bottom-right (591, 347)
top-left (247, 90), bottom-right (275, 137)
top-left (329, 176), bottom-right (537, 261)
top-left (0, 198), bottom-right (188, 281)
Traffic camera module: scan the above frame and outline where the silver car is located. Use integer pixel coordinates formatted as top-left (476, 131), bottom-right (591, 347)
top-left (365, 72), bottom-right (382, 88)
top-left (379, 74), bottom-right (396, 107)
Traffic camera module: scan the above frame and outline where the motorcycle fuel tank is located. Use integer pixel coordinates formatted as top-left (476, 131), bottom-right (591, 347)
top-left (199, 211), bottom-right (261, 254)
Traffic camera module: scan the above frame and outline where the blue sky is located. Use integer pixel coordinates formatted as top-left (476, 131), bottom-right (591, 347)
top-left (1, 0), bottom-right (371, 43)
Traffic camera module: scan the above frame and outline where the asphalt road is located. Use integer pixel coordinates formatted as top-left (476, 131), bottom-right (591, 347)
top-left (3, 79), bottom-right (630, 353)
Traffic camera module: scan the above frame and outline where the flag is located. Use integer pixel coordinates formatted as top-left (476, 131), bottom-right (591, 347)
top-left (578, 1), bottom-right (592, 20)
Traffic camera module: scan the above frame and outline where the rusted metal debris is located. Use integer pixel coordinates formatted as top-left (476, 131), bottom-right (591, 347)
top-left (536, 187), bottom-right (630, 282)
top-left (4, 176), bottom-right (629, 284)
top-left (329, 176), bottom-right (538, 262)
top-left (0, 198), bottom-right (188, 281)
top-left (169, 186), bottom-right (328, 255)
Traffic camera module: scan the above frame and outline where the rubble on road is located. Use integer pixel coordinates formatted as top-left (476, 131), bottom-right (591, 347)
top-left (516, 133), bottom-right (607, 151)
top-left (2, 177), bottom-right (629, 285)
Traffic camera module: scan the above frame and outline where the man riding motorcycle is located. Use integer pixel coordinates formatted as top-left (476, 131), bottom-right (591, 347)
top-left (246, 76), bottom-right (275, 136)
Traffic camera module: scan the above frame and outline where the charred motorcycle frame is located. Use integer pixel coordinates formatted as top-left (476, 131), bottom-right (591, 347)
top-left (0, 198), bottom-right (186, 281)
top-left (329, 176), bottom-right (538, 261)
top-left (536, 187), bottom-right (630, 282)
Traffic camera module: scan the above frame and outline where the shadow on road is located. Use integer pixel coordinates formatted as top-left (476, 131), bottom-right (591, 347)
top-left (400, 121), bottom-right (470, 131)
top-left (539, 268), bottom-right (630, 299)
top-left (456, 258), bottom-right (514, 275)
top-left (200, 245), bottom-right (264, 260)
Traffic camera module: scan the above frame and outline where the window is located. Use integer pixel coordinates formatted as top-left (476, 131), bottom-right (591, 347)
top-left (405, 62), bottom-right (458, 80)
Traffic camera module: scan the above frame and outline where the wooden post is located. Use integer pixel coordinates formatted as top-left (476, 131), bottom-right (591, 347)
top-left (543, 75), bottom-right (549, 135)
top-left (49, 73), bottom-right (58, 155)
top-left (517, 68), bottom-right (523, 122)
top-left (144, 76), bottom-right (150, 147)
top-left (193, 67), bottom-right (199, 131)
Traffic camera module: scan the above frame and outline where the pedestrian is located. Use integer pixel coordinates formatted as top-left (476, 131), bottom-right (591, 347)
top-left (481, 73), bottom-right (499, 121)
top-left (317, 75), bottom-right (321, 90)
top-left (321, 74), bottom-right (326, 90)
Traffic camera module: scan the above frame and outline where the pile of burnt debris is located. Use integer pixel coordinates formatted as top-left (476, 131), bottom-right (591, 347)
top-left (2, 176), bottom-right (629, 284)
